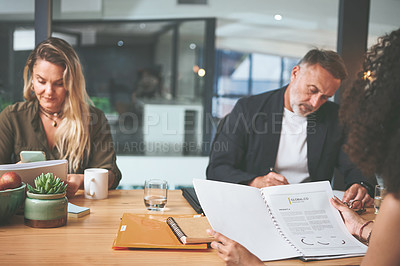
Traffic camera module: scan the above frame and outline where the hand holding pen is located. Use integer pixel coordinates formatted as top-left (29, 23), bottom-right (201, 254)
top-left (248, 167), bottom-right (289, 188)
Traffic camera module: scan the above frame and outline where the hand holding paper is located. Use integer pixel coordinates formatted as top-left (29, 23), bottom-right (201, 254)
top-left (193, 180), bottom-right (367, 262)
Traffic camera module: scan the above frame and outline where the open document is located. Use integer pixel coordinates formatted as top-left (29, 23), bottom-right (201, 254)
top-left (0, 159), bottom-right (68, 186)
top-left (193, 180), bottom-right (367, 262)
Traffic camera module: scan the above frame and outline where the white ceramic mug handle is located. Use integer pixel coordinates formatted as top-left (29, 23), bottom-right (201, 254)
top-left (86, 178), bottom-right (95, 197)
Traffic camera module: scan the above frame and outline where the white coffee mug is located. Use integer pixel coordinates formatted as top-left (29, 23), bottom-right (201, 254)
top-left (84, 168), bottom-right (108, 200)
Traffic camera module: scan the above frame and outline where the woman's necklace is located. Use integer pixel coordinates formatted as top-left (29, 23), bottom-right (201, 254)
top-left (39, 106), bottom-right (62, 127)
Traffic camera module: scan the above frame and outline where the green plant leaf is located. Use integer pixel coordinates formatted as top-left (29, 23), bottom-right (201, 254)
top-left (27, 183), bottom-right (34, 193)
top-left (30, 173), bottom-right (65, 194)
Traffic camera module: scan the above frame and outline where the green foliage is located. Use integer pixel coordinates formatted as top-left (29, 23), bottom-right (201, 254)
top-left (27, 173), bottom-right (68, 194)
top-left (0, 95), bottom-right (12, 112)
top-left (90, 97), bottom-right (114, 114)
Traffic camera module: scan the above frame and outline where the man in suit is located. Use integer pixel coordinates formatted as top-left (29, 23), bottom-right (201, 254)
top-left (207, 49), bottom-right (373, 205)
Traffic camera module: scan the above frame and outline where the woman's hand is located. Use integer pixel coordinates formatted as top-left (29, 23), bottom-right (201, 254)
top-left (330, 196), bottom-right (368, 237)
top-left (207, 229), bottom-right (264, 266)
top-left (66, 174), bottom-right (84, 198)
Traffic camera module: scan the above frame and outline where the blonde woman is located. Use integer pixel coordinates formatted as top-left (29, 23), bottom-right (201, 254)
top-left (0, 37), bottom-right (121, 197)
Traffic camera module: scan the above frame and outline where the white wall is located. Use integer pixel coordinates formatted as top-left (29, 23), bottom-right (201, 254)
top-left (116, 156), bottom-right (209, 189)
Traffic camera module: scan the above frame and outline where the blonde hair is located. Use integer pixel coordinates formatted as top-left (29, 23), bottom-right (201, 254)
top-left (23, 37), bottom-right (92, 173)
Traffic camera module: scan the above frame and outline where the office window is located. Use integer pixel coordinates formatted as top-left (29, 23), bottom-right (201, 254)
top-left (0, 24), bottom-right (35, 110)
top-left (368, 1), bottom-right (400, 48)
top-left (251, 53), bottom-right (281, 95)
top-left (51, 19), bottom-right (213, 157)
top-left (215, 50), bottom-right (250, 96)
top-left (213, 49), bottom-right (299, 119)
top-left (282, 57), bottom-right (298, 85)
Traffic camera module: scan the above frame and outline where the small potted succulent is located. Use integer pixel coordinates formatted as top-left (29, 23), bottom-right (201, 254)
top-left (24, 173), bottom-right (68, 228)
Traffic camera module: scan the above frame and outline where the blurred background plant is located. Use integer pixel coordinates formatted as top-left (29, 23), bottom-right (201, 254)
top-left (0, 93), bottom-right (13, 112)
top-left (90, 96), bottom-right (115, 114)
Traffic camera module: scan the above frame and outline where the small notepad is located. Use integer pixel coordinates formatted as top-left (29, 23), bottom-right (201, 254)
top-left (166, 216), bottom-right (215, 244)
top-left (68, 203), bottom-right (90, 218)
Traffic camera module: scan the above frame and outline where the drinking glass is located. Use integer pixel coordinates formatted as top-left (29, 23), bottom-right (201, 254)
top-left (374, 185), bottom-right (386, 214)
top-left (144, 179), bottom-right (168, 211)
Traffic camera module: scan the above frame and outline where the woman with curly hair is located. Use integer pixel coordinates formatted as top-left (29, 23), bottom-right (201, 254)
top-left (330, 27), bottom-right (400, 265)
top-left (206, 28), bottom-right (400, 265)
top-left (0, 37), bottom-right (122, 197)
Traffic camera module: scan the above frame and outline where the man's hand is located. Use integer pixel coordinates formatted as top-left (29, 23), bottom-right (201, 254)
top-left (249, 172), bottom-right (289, 188)
top-left (342, 183), bottom-right (374, 208)
top-left (207, 229), bottom-right (264, 266)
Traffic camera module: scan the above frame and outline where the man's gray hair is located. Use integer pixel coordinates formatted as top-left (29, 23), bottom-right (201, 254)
top-left (298, 49), bottom-right (348, 81)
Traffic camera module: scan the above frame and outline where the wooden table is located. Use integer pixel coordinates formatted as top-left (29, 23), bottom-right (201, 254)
top-left (0, 190), bottom-right (374, 265)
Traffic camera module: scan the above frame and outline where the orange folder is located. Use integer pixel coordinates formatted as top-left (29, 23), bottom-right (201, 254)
top-left (112, 213), bottom-right (208, 250)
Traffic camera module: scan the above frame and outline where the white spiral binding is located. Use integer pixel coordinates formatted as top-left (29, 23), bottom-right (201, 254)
top-left (261, 191), bottom-right (305, 257)
top-left (166, 217), bottom-right (186, 241)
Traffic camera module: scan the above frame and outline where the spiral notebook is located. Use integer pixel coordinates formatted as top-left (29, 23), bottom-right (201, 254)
top-left (166, 216), bottom-right (215, 244)
top-left (193, 180), bottom-right (367, 262)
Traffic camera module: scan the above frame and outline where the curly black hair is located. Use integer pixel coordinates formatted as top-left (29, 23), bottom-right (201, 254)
top-left (340, 28), bottom-right (400, 195)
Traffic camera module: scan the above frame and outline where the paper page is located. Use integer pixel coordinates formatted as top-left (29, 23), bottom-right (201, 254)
top-left (193, 179), bottom-right (299, 261)
top-left (0, 159), bottom-right (67, 170)
top-left (333, 190), bottom-right (345, 200)
top-left (68, 203), bottom-right (90, 214)
top-left (0, 159), bottom-right (68, 186)
top-left (261, 181), bottom-right (367, 258)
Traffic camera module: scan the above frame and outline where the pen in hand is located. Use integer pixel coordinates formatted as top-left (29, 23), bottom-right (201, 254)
top-left (266, 167), bottom-right (289, 185)
top-left (266, 167), bottom-right (276, 175)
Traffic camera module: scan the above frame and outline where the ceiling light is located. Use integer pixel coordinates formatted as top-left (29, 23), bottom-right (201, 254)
top-left (117, 40), bottom-right (124, 47)
top-left (189, 43), bottom-right (197, 49)
top-left (274, 14), bottom-right (282, 21)
top-left (198, 68), bottom-right (206, 77)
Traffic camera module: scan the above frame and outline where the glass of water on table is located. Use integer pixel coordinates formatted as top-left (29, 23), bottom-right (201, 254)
top-left (374, 185), bottom-right (386, 214)
top-left (144, 179), bottom-right (168, 211)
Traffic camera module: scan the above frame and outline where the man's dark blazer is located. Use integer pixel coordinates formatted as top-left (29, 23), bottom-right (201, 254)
top-left (206, 86), bottom-right (368, 189)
